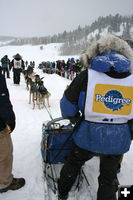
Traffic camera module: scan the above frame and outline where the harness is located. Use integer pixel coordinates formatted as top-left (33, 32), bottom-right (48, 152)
top-left (31, 85), bottom-right (38, 93)
top-left (39, 85), bottom-right (48, 95)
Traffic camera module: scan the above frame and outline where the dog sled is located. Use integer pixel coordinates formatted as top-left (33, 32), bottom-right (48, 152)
top-left (41, 117), bottom-right (90, 200)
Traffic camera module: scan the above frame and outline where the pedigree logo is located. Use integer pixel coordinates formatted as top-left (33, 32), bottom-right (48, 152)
top-left (95, 90), bottom-right (131, 111)
top-left (15, 61), bottom-right (21, 66)
top-left (93, 84), bottom-right (133, 115)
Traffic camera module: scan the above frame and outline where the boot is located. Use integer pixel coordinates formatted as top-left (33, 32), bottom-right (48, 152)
top-left (58, 194), bottom-right (68, 200)
top-left (0, 178), bottom-right (25, 193)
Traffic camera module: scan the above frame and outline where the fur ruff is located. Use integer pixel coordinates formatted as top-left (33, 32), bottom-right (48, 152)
top-left (81, 33), bottom-right (133, 73)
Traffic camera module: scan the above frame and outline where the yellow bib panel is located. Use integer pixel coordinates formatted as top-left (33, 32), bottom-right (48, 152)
top-left (93, 84), bottom-right (133, 115)
top-left (14, 60), bottom-right (22, 69)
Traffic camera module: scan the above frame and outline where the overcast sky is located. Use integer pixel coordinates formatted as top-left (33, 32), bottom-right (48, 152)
top-left (0, 0), bottom-right (133, 38)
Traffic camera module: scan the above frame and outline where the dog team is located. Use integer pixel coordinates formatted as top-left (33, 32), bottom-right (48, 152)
top-left (0, 54), bottom-right (51, 110)
top-left (23, 65), bottom-right (51, 109)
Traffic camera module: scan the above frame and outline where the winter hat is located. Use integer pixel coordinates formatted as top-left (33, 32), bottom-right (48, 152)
top-left (81, 33), bottom-right (133, 73)
top-left (91, 50), bottom-right (131, 73)
top-left (14, 53), bottom-right (22, 59)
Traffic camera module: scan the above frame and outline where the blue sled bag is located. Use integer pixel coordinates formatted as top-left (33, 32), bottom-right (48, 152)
top-left (41, 117), bottom-right (74, 164)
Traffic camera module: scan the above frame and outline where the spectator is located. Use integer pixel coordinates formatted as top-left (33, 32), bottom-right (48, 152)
top-left (0, 72), bottom-right (25, 193)
top-left (1, 55), bottom-right (10, 78)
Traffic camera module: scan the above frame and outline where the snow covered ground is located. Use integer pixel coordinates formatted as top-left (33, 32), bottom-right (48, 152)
top-left (0, 43), bottom-right (78, 67)
top-left (0, 44), bottom-right (133, 200)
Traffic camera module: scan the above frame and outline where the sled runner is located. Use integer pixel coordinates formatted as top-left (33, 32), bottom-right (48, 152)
top-left (41, 117), bottom-right (89, 199)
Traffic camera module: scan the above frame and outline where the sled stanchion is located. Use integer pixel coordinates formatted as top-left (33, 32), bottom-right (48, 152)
top-left (50, 164), bottom-right (57, 193)
top-left (42, 162), bottom-right (49, 200)
top-left (82, 169), bottom-right (90, 187)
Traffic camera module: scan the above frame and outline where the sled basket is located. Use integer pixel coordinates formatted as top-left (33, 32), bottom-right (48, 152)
top-left (41, 117), bottom-right (74, 164)
top-left (41, 117), bottom-right (83, 194)
top-left (41, 117), bottom-right (89, 196)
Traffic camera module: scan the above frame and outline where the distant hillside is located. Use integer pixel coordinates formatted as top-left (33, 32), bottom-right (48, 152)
top-left (60, 14), bottom-right (133, 55)
top-left (0, 14), bottom-right (133, 55)
top-left (0, 36), bottom-right (16, 46)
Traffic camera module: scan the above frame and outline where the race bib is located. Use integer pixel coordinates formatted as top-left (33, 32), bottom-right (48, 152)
top-left (14, 61), bottom-right (21, 68)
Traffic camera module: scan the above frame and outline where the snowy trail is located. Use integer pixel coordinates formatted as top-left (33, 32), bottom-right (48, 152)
top-left (0, 72), bottom-right (68, 200)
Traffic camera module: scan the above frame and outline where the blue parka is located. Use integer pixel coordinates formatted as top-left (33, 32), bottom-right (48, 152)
top-left (60, 34), bottom-right (133, 155)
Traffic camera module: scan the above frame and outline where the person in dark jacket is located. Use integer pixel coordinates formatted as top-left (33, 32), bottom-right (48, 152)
top-left (73, 59), bottom-right (82, 76)
top-left (58, 34), bottom-right (133, 200)
top-left (0, 72), bottom-right (25, 193)
top-left (10, 53), bottom-right (25, 84)
top-left (1, 55), bottom-right (10, 78)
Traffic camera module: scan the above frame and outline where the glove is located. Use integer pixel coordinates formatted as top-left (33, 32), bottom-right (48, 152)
top-left (7, 125), bottom-right (12, 134)
top-left (70, 112), bottom-right (81, 125)
top-left (0, 125), bottom-right (11, 136)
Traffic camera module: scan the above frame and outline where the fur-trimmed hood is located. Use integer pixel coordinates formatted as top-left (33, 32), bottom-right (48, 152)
top-left (13, 53), bottom-right (22, 60)
top-left (81, 33), bottom-right (133, 73)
